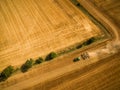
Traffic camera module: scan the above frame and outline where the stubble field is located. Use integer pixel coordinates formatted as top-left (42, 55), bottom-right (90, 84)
top-left (91, 0), bottom-right (120, 28)
top-left (0, 0), bottom-right (102, 70)
top-left (1, 0), bottom-right (119, 90)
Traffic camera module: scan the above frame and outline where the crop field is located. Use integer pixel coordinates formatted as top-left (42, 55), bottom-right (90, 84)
top-left (0, 0), bottom-right (103, 70)
top-left (91, 0), bottom-right (120, 27)
top-left (1, 0), bottom-right (120, 90)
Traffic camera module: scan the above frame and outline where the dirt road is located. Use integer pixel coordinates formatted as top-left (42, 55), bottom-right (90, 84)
top-left (31, 52), bottom-right (120, 90)
top-left (78, 0), bottom-right (120, 42)
top-left (1, 50), bottom-right (120, 90)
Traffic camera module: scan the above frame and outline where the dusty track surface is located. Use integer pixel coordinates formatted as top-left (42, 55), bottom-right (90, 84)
top-left (0, 0), bottom-right (120, 90)
top-left (28, 52), bottom-right (120, 90)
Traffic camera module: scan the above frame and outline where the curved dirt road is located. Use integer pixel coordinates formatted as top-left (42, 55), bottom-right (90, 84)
top-left (78, 0), bottom-right (120, 42)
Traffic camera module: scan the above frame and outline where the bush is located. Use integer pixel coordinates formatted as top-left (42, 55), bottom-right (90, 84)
top-left (76, 3), bottom-right (80, 6)
top-left (21, 58), bottom-right (34, 73)
top-left (71, 0), bottom-right (80, 6)
top-left (45, 52), bottom-right (57, 61)
top-left (83, 37), bottom-right (96, 46)
top-left (35, 57), bottom-right (43, 64)
top-left (76, 44), bottom-right (82, 49)
top-left (0, 65), bottom-right (14, 81)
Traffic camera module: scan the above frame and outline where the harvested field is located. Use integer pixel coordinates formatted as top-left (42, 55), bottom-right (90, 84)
top-left (91, 0), bottom-right (120, 28)
top-left (0, 45), bottom-right (120, 90)
top-left (27, 52), bottom-right (120, 90)
top-left (1, 0), bottom-right (120, 90)
top-left (0, 0), bottom-right (102, 70)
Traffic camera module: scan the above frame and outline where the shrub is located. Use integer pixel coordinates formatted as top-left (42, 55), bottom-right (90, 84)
top-left (76, 3), bottom-right (80, 6)
top-left (35, 57), bottom-right (43, 64)
top-left (0, 65), bottom-right (14, 81)
top-left (83, 37), bottom-right (96, 46)
top-left (71, 0), bottom-right (80, 6)
top-left (76, 44), bottom-right (82, 49)
top-left (21, 58), bottom-right (34, 73)
top-left (45, 52), bottom-right (57, 61)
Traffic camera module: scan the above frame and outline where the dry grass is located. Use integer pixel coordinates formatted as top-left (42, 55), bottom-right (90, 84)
top-left (0, 0), bottom-right (102, 70)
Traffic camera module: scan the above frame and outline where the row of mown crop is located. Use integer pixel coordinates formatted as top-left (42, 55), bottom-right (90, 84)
top-left (0, 37), bottom-right (97, 82)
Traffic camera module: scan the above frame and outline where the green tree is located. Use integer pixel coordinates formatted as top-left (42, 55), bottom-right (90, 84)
top-left (21, 58), bottom-right (34, 73)
top-left (45, 52), bottom-right (57, 61)
top-left (35, 57), bottom-right (43, 64)
top-left (83, 37), bottom-right (96, 46)
top-left (76, 44), bottom-right (82, 49)
top-left (0, 65), bottom-right (14, 81)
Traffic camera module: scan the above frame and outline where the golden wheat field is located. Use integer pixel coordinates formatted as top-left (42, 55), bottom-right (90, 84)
top-left (0, 0), bottom-right (102, 71)
top-left (0, 0), bottom-right (120, 90)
